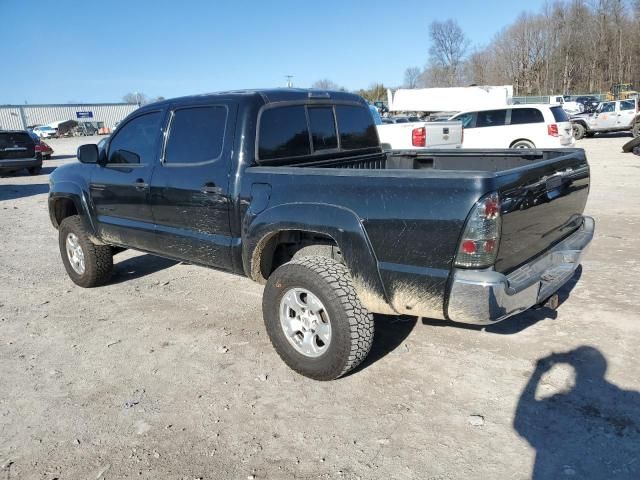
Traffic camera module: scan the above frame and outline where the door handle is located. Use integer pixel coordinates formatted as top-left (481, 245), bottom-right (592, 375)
top-left (133, 179), bottom-right (149, 190)
top-left (201, 183), bottom-right (222, 194)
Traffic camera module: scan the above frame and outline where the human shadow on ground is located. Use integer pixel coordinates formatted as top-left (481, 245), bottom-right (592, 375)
top-left (421, 267), bottom-right (582, 335)
top-left (514, 346), bottom-right (640, 479)
top-left (109, 253), bottom-right (178, 284)
top-left (0, 183), bottom-right (49, 201)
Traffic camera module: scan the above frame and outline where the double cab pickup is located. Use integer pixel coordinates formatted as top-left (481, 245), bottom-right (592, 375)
top-left (49, 89), bottom-right (594, 380)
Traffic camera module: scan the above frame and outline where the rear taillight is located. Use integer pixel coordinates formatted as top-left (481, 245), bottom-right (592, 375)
top-left (547, 124), bottom-right (559, 137)
top-left (35, 144), bottom-right (44, 152)
top-left (455, 192), bottom-right (501, 268)
top-left (412, 127), bottom-right (426, 147)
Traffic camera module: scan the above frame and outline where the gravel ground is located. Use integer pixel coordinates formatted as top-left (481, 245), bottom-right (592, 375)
top-left (1, 135), bottom-right (639, 479)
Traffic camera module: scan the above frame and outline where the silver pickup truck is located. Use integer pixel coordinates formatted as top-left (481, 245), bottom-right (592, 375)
top-left (369, 106), bottom-right (463, 150)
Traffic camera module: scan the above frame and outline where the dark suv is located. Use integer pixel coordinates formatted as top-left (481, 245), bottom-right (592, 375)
top-left (0, 130), bottom-right (42, 175)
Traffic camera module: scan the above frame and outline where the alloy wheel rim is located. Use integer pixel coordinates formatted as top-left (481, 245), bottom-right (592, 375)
top-left (279, 287), bottom-right (331, 358)
top-left (65, 233), bottom-right (85, 275)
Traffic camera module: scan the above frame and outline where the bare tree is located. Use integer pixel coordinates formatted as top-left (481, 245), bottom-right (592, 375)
top-left (403, 67), bottom-right (421, 88)
top-left (428, 19), bottom-right (470, 86)
top-left (123, 92), bottom-right (149, 105)
top-left (312, 79), bottom-right (341, 90)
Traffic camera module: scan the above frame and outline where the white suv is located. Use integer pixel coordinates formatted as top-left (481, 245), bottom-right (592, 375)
top-left (451, 105), bottom-right (575, 149)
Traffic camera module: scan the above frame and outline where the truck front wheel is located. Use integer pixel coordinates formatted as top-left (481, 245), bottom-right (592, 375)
top-left (263, 256), bottom-right (374, 380)
top-left (59, 215), bottom-right (113, 288)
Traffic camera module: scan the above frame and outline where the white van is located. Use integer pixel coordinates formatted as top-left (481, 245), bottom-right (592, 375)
top-left (450, 105), bottom-right (575, 149)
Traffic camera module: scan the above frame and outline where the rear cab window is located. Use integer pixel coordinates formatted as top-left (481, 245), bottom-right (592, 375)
top-left (257, 102), bottom-right (378, 162)
top-left (550, 106), bottom-right (570, 122)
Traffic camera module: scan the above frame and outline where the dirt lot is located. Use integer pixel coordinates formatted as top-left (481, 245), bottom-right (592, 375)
top-left (1, 135), bottom-right (639, 480)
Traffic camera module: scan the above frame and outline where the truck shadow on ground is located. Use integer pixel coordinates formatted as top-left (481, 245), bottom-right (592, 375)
top-left (110, 254), bottom-right (178, 284)
top-left (0, 183), bottom-right (49, 201)
top-left (421, 267), bottom-right (582, 335)
top-left (347, 315), bottom-right (417, 376)
top-left (515, 346), bottom-right (640, 479)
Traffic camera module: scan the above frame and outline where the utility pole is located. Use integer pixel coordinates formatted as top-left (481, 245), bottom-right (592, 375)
top-left (285, 75), bottom-right (294, 88)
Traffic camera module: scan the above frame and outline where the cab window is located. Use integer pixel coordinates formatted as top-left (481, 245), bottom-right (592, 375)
top-left (599, 102), bottom-right (615, 113)
top-left (107, 112), bottom-right (162, 164)
top-left (620, 100), bottom-right (636, 111)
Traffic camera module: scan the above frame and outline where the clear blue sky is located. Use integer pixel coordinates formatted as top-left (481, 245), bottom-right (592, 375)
top-left (0, 0), bottom-right (545, 104)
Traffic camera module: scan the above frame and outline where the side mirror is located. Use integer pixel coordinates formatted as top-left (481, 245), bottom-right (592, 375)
top-left (77, 144), bottom-right (99, 164)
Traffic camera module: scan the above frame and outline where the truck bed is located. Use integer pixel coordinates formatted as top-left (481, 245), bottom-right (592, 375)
top-left (247, 148), bottom-right (590, 281)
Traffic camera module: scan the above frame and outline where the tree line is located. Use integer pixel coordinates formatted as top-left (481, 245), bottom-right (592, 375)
top-left (406, 0), bottom-right (640, 96)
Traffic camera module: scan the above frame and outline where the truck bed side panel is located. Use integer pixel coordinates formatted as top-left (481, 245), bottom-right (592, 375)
top-left (241, 168), bottom-right (491, 318)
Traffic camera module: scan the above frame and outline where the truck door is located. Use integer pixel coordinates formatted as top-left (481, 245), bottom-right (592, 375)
top-left (618, 100), bottom-right (637, 127)
top-left (591, 102), bottom-right (618, 130)
top-left (149, 102), bottom-right (237, 271)
top-left (90, 110), bottom-right (163, 250)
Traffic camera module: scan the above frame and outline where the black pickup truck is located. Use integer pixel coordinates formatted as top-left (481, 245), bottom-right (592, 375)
top-left (48, 89), bottom-right (594, 380)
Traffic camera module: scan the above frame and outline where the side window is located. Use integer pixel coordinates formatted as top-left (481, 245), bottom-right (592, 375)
top-left (455, 112), bottom-right (475, 129)
top-left (510, 108), bottom-right (544, 125)
top-left (600, 102), bottom-right (615, 113)
top-left (335, 105), bottom-right (378, 150)
top-left (108, 112), bottom-right (161, 164)
top-left (258, 106), bottom-right (310, 160)
top-left (308, 107), bottom-right (337, 151)
top-left (620, 100), bottom-right (635, 111)
top-left (164, 106), bottom-right (227, 164)
top-left (476, 110), bottom-right (507, 128)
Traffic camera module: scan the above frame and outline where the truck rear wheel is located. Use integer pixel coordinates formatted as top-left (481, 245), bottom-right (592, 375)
top-left (572, 123), bottom-right (586, 140)
top-left (262, 256), bottom-right (374, 380)
top-left (59, 215), bottom-right (113, 288)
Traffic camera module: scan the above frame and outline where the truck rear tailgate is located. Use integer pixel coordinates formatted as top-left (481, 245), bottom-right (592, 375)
top-left (495, 151), bottom-right (590, 273)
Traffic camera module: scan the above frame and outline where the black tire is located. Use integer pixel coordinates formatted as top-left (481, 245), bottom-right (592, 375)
top-left (263, 256), bottom-right (374, 380)
top-left (59, 215), bottom-right (113, 287)
top-left (632, 122), bottom-right (640, 138)
top-left (510, 139), bottom-right (535, 149)
top-left (572, 123), bottom-right (586, 140)
top-left (28, 165), bottom-right (42, 175)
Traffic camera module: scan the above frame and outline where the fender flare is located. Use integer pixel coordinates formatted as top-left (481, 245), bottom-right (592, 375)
top-left (243, 202), bottom-right (395, 315)
top-left (49, 181), bottom-right (98, 239)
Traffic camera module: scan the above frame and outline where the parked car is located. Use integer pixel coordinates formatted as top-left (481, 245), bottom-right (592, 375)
top-left (49, 88), bottom-right (593, 380)
top-left (370, 106), bottom-right (463, 150)
top-left (32, 125), bottom-right (57, 138)
top-left (450, 105), bottom-right (575, 149)
top-left (0, 130), bottom-right (42, 175)
top-left (571, 99), bottom-right (640, 139)
top-left (27, 130), bottom-right (54, 159)
top-left (550, 95), bottom-right (583, 115)
top-left (574, 96), bottom-right (601, 113)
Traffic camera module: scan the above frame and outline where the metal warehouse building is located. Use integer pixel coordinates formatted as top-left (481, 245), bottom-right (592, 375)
top-left (0, 103), bottom-right (139, 131)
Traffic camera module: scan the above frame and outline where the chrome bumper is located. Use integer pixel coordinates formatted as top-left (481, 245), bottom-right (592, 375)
top-left (446, 216), bottom-right (594, 325)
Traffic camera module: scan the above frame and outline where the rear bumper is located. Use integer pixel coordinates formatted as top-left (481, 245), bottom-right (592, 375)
top-left (0, 157), bottom-right (42, 170)
top-left (446, 216), bottom-right (594, 325)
